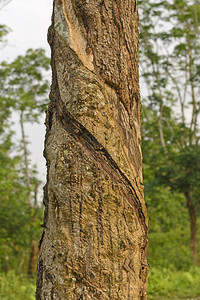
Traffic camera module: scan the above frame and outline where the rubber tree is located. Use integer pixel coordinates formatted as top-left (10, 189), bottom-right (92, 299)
top-left (36, 0), bottom-right (148, 299)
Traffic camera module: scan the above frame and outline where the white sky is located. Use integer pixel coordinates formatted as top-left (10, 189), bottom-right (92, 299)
top-left (1, 0), bottom-right (52, 59)
top-left (0, 0), bottom-right (53, 192)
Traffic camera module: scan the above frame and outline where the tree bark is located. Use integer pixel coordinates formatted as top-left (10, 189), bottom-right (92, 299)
top-left (185, 190), bottom-right (199, 266)
top-left (36, 0), bottom-right (148, 299)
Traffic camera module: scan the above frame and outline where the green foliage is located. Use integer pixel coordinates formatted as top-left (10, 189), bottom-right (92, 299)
top-left (0, 24), bottom-right (10, 44)
top-left (0, 12), bottom-right (49, 281)
top-left (0, 48), bottom-right (50, 122)
top-left (139, 0), bottom-right (200, 296)
top-left (0, 271), bottom-right (35, 300)
top-left (146, 186), bottom-right (193, 271)
top-left (0, 195), bottom-right (43, 272)
top-left (158, 145), bottom-right (200, 196)
top-left (148, 267), bottom-right (200, 299)
top-left (0, 47), bottom-right (50, 205)
top-left (0, 4), bottom-right (48, 297)
top-left (0, 0), bottom-right (11, 45)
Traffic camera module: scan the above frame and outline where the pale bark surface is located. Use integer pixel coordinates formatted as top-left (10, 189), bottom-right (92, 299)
top-left (36, 0), bottom-right (148, 299)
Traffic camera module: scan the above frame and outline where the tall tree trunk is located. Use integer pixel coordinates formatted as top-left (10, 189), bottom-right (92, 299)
top-left (28, 240), bottom-right (39, 275)
top-left (20, 109), bottom-right (31, 206)
top-left (34, 181), bottom-right (39, 208)
top-left (185, 190), bottom-right (199, 266)
top-left (36, 0), bottom-right (148, 299)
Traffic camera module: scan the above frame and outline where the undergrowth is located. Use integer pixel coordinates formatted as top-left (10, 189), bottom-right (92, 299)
top-left (148, 266), bottom-right (200, 299)
top-left (0, 271), bottom-right (36, 300)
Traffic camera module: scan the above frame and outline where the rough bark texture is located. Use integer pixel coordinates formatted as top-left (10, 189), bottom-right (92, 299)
top-left (36, 0), bottom-right (148, 299)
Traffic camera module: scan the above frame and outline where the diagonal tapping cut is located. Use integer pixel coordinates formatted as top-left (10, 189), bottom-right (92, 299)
top-left (37, 4), bottom-right (149, 297)
top-left (48, 23), bottom-right (148, 235)
top-left (55, 97), bottom-right (147, 234)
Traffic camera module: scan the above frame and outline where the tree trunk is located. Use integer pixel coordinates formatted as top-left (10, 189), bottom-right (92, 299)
top-left (20, 109), bottom-right (31, 206)
top-left (36, 0), bottom-right (148, 299)
top-left (185, 190), bottom-right (199, 266)
top-left (28, 240), bottom-right (39, 275)
top-left (34, 181), bottom-right (39, 208)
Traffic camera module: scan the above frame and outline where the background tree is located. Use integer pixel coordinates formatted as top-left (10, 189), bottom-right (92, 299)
top-left (0, 48), bottom-right (50, 206)
top-left (0, 47), bottom-right (50, 275)
top-left (0, 0), bottom-right (11, 47)
top-left (0, 10), bottom-right (50, 298)
top-left (139, 0), bottom-right (200, 266)
top-left (36, 0), bottom-right (148, 299)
